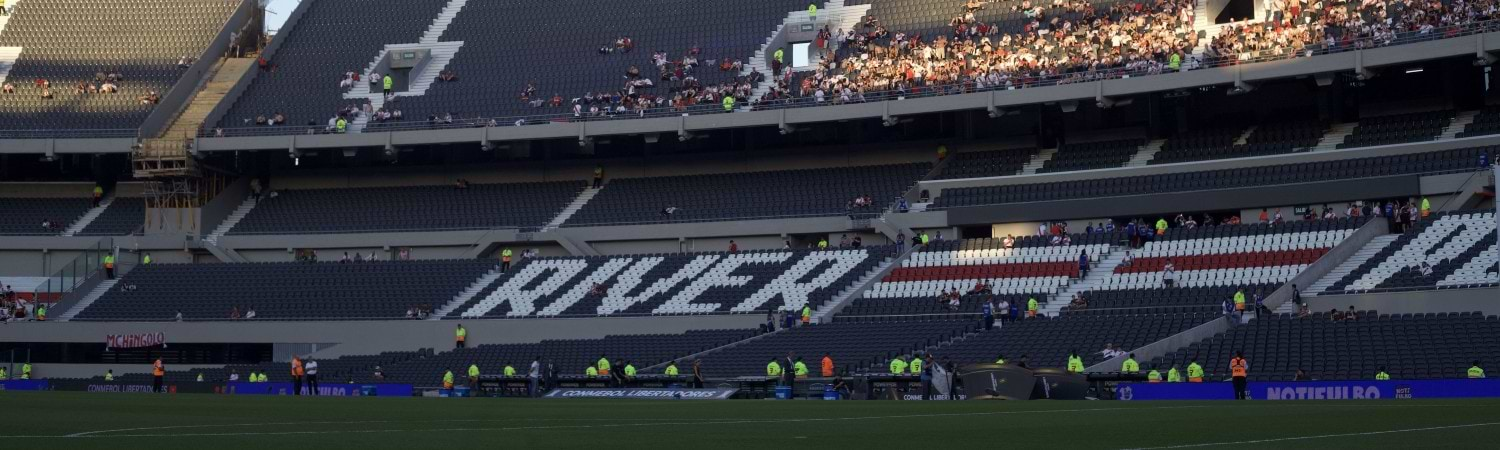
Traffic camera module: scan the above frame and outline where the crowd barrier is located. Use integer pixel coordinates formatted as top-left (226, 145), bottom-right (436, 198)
top-left (224, 381), bottom-right (413, 397)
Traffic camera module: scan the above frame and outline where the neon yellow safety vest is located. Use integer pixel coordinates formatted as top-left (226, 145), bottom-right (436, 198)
top-left (1122, 358), bottom-right (1139, 373)
top-left (665, 365), bottom-right (679, 376)
top-left (1167, 368), bottom-right (1183, 382)
top-left (920, 234), bottom-right (930, 244)
top-left (443, 371), bottom-right (454, 385)
top-left (624, 365), bottom-right (636, 377)
top-left (1421, 198), bottom-right (1430, 211)
top-left (383, 75), bottom-right (393, 90)
top-left (142, 255), bottom-right (151, 264)
top-left (722, 96), bottom-right (735, 111)
top-left (1470, 367), bottom-right (1486, 378)
top-left (1188, 363), bottom-right (1204, 379)
top-left (457, 327), bottom-right (467, 339)
top-left (597, 358), bottom-right (610, 372)
top-left (994, 358), bottom-right (1005, 364)
top-left (335, 118), bottom-right (347, 132)
top-left (794, 362), bottom-right (808, 376)
top-left (105, 372), bottom-right (114, 381)
top-left (1375, 371), bottom-right (1390, 380)
top-left (586, 367), bottom-right (598, 377)
top-left (197, 374), bottom-right (204, 382)
top-left (774, 49), bottom-right (784, 63)
top-left (801, 306), bottom-right (811, 320)
top-left (1, 368), bottom-right (8, 380)
top-left (767, 362), bottom-right (782, 377)
top-left (1028, 298), bottom-right (1038, 312)
top-left (1148, 370), bottom-right (1162, 382)
top-left (468, 365), bottom-right (480, 377)
top-left (909, 358), bottom-right (923, 374)
top-left (503, 366), bottom-right (516, 377)
top-left (889, 359), bottom-right (907, 374)
top-left (22, 363), bottom-right (32, 379)
top-left (1067, 356), bottom-right (1084, 373)
top-left (1234, 291), bottom-right (1246, 307)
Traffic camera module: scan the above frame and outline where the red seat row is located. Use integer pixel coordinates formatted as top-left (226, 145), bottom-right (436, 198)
top-left (1114, 248), bottom-right (1329, 274)
top-left (884, 261), bottom-right (1078, 282)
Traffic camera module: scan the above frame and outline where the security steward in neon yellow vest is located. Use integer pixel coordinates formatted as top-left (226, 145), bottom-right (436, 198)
top-left (1121, 354), bottom-right (1140, 373)
top-left (1167, 366), bottom-right (1183, 383)
top-left (664, 362), bottom-right (679, 376)
top-left (586, 366), bottom-right (598, 377)
top-left (766, 359), bottom-right (783, 377)
top-left (994, 355), bottom-right (1006, 364)
top-left (1066, 353), bottom-right (1085, 373)
top-left (503, 365), bottom-right (516, 377)
top-left (889, 356), bottom-right (908, 374)
top-left (1147, 369), bottom-right (1162, 383)
top-left (21, 363), bottom-right (32, 379)
top-left (1187, 361), bottom-right (1205, 382)
top-left (1469, 362), bottom-right (1486, 379)
top-left (908, 356), bottom-right (923, 375)
top-left (722, 95), bottom-right (735, 112)
top-left (1375, 368), bottom-right (1390, 381)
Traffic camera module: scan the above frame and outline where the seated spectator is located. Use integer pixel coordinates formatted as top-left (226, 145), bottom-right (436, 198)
top-left (1, 82), bottom-right (12, 93)
top-left (1345, 306), bottom-right (1358, 321)
top-left (1121, 251), bottom-right (1134, 267)
top-left (40, 87), bottom-right (52, 99)
top-left (438, 70), bottom-right (457, 82)
top-left (1297, 303), bottom-right (1311, 318)
top-left (272, 113), bottom-right (286, 125)
top-left (660, 206), bottom-right (679, 216)
top-left (245, 308), bottom-right (256, 319)
top-left (1330, 308), bottom-right (1343, 321)
top-left (589, 282), bottom-right (608, 296)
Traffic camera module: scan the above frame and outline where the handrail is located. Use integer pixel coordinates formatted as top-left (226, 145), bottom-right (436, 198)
top-left (198, 19), bottom-right (1500, 138)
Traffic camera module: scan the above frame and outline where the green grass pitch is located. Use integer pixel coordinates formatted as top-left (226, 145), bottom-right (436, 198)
top-left (3, 392), bottom-right (1499, 449)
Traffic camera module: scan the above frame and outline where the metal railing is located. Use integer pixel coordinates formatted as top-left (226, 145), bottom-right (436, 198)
top-left (0, 128), bottom-right (138, 139)
top-left (197, 19), bottom-right (1500, 139)
top-left (34, 237), bottom-right (113, 300)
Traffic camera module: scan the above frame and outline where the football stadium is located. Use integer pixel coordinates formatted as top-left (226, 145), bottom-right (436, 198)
top-left (1, 0), bottom-right (1499, 447)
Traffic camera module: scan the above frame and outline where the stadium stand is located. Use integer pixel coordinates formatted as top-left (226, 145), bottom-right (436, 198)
top-left (0, 197), bottom-right (90, 235)
top-left (1148, 122), bottom-right (1324, 165)
top-left (1037, 139), bottom-right (1145, 174)
top-left (933, 148), bottom-right (1039, 180)
top-left (1318, 210), bottom-right (1498, 294)
top-left (1335, 110), bottom-right (1454, 149)
top-left (367, 0), bottom-right (819, 127)
top-left (1150, 312), bottom-right (1500, 381)
top-left (72, 260), bottom-right (498, 321)
top-left (374, 329), bottom-right (757, 384)
top-left (75, 197), bottom-right (145, 236)
top-left (447, 246), bottom-right (898, 318)
top-left (0, 0), bottom-right (241, 134)
top-left (932, 147), bottom-right (1491, 209)
top-left (692, 319), bottom-right (976, 377)
top-left (563, 163), bottom-right (930, 226)
top-left (225, 181), bottom-right (584, 234)
top-left (1458, 106), bottom-right (1500, 138)
top-left (214, 0), bottom-right (447, 131)
top-left (929, 312), bottom-right (1209, 369)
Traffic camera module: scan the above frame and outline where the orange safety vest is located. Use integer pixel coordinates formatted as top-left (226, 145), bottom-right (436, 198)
top-left (821, 357), bottom-right (834, 377)
top-left (1230, 357), bottom-right (1247, 378)
top-left (153, 360), bottom-right (164, 376)
top-left (1189, 377), bottom-right (1203, 383)
top-left (291, 358), bottom-right (304, 377)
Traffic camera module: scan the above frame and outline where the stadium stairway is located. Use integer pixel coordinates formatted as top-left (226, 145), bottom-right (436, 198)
top-left (57, 280), bottom-right (118, 321)
top-left (1124, 140), bottom-right (1165, 167)
top-left (744, 0), bottom-right (868, 103)
top-left (204, 197), bottom-right (255, 244)
top-left (1040, 247), bottom-right (1127, 318)
top-left (1018, 148), bottom-right (1058, 175)
top-left (62, 194), bottom-right (114, 237)
top-left (344, 0), bottom-right (468, 132)
top-left (428, 268), bottom-right (503, 319)
top-left (163, 57), bottom-right (257, 138)
top-left (1298, 234), bottom-right (1400, 300)
top-left (1311, 122), bottom-right (1358, 151)
top-left (811, 245), bottom-right (908, 323)
top-left (1439, 110), bottom-right (1480, 141)
top-left (542, 186), bottom-right (600, 231)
